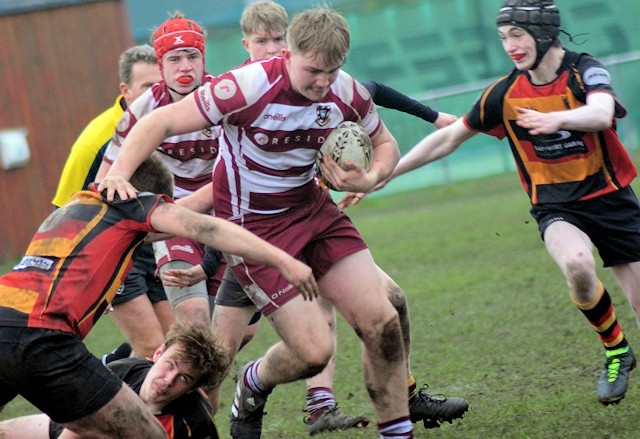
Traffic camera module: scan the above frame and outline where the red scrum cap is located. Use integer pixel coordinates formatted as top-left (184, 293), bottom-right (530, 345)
top-left (152, 15), bottom-right (206, 69)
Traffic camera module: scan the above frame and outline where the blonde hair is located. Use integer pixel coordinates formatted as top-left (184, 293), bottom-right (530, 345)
top-left (240, 0), bottom-right (288, 37)
top-left (286, 5), bottom-right (350, 67)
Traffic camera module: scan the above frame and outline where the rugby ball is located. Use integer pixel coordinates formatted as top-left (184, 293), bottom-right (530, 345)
top-left (315, 121), bottom-right (373, 190)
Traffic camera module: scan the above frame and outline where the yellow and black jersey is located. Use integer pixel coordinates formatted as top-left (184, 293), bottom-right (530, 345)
top-left (464, 50), bottom-right (635, 205)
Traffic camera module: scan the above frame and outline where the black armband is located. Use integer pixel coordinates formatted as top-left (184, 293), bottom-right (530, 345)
top-left (363, 80), bottom-right (439, 123)
top-left (201, 246), bottom-right (222, 278)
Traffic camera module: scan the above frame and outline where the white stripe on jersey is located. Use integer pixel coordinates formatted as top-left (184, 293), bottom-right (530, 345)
top-left (105, 80), bottom-right (219, 198)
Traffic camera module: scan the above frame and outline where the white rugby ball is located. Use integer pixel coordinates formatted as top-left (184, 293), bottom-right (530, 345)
top-left (315, 121), bottom-right (373, 190)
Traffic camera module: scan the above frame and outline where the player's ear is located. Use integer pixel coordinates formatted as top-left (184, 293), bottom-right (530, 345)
top-left (152, 343), bottom-right (166, 361)
top-left (119, 82), bottom-right (130, 100)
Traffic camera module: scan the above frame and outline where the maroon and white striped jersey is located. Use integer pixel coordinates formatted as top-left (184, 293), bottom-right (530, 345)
top-left (194, 57), bottom-right (381, 218)
top-left (104, 75), bottom-right (220, 199)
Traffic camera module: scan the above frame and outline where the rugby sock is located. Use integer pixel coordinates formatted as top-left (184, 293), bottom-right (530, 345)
top-left (377, 417), bottom-right (413, 438)
top-left (101, 342), bottom-right (132, 365)
top-left (572, 280), bottom-right (628, 350)
top-left (244, 358), bottom-right (271, 396)
top-left (407, 375), bottom-right (417, 401)
top-left (305, 387), bottom-right (335, 422)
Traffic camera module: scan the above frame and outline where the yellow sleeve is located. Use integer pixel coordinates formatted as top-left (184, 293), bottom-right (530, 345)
top-left (51, 96), bottom-right (125, 207)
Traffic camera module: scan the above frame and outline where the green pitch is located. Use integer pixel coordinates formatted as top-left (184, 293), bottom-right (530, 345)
top-left (1, 172), bottom-right (638, 438)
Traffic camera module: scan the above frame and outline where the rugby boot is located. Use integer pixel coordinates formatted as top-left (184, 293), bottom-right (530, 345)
top-left (597, 345), bottom-right (636, 405)
top-left (230, 362), bottom-right (270, 438)
top-left (409, 385), bottom-right (469, 428)
top-left (304, 404), bottom-right (369, 436)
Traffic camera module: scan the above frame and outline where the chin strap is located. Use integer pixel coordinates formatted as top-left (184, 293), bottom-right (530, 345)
top-left (560, 29), bottom-right (589, 45)
top-left (168, 84), bottom-right (200, 96)
top-left (531, 49), bottom-right (546, 70)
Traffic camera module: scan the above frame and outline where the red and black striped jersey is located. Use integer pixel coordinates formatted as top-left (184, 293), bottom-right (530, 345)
top-left (464, 50), bottom-right (635, 205)
top-left (0, 188), bottom-right (170, 338)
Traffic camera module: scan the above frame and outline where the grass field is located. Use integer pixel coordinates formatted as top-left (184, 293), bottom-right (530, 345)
top-left (1, 172), bottom-right (640, 438)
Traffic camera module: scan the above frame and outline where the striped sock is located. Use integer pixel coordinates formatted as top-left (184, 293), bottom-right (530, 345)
top-left (243, 358), bottom-right (271, 396)
top-left (377, 417), bottom-right (413, 438)
top-left (407, 375), bottom-right (417, 401)
top-left (306, 387), bottom-right (335, 421)
top-left (572, 281), bottom-right (627, 350)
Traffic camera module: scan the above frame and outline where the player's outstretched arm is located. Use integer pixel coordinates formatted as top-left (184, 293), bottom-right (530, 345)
top-left (97, 94), bottom-right (209, 201)
top-left (364, 80), bottom-right (439, 123)
top-left (338, 118), bottom-right (475, 209)
top-left (433, 111), bottom-right (458, 129)
top-left (363, 80), bottom-right (458, 129)
top-left (175, 182), bottom-right (214, 213)
top-left (151, 202), bottom-right (319, 300)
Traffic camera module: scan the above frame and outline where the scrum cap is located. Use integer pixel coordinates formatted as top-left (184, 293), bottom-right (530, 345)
top-left (152, 16), bottom-right (206, 69)
top-left (496, 0), bottom-right (560, 68)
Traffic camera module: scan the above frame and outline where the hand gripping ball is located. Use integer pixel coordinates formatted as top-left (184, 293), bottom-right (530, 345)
top-left (315, 121), bottom-right (373, 190)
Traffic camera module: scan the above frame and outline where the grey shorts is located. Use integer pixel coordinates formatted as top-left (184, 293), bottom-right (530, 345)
top-left (215, 266), bottom-right (261, 325)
